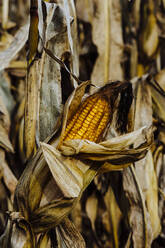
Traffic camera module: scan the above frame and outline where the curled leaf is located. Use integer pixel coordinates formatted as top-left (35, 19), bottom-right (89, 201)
top-left (60, 126), bottom-right (153, 165)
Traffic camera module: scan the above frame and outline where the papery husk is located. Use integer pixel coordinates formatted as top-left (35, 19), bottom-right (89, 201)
top-left (41, 142), bottom-right (83, 198)
top-left (60, 126), bottom-right (152, 163)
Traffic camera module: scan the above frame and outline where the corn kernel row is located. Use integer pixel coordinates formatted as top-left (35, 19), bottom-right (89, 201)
top-left (63, 94), bottom-right (110, 143)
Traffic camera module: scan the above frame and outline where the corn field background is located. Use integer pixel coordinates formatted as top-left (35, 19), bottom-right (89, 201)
top-left (0, 0), bottom-right (165, 247)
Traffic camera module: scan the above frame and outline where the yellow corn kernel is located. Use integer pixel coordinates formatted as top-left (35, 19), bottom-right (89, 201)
top-left (63, 93), bottom-right (110, 143)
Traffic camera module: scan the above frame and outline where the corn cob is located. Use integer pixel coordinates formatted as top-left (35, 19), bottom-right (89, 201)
top-left (63, 94), bottom-right (110, 143)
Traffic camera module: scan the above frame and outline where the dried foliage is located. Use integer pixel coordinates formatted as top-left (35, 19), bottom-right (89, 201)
top-left (0, 0), bottom-right (165, 247)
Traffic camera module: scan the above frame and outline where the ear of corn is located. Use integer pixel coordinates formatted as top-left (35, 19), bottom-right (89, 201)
top-left (62, 81), bottom-right (132, 144)
top-left (63, 94), bottom-right (111, 143)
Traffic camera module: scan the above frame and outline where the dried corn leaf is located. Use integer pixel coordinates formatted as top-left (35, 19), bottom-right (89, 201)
top-left (62, 0), bottom-right (79, 87)
top-left (104, 186), bottom-right (122, 248)
top-left (76, 0), bottom-right (123, 85)
top-left (123, 77), bottom-right (160, 247)
top-left (24, 60), bottom-right (39, 159)
top-left (24, 1), bottom-right (72, 158)
top-left (38, 2), bottom-right (71, 141)
top-left (30, 197), bottom-right (76, 233)
top-left (123, 166), bottom-right (150, 248)
top-left (14, 150), bottom-right (49, 218)
top-left (0, 23), bottom-right (29, 71)
top-left (57, 218), bottom-right (86, 248)
top-left (77, 0), bottom-right (124, 85)
top-left (139, 0), bottom-right (159, 58)
top-left (144, 150), bottom-right (161, 238)
top-left (70, 200), bottom-right (82, 236)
